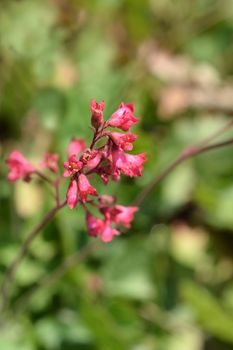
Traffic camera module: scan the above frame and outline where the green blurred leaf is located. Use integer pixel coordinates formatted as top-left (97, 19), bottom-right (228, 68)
top-left (181, 282), bottom-right (233, 343)
top-left (0, 0), bottom-right (57, 58)
top-left (101, 240), bottom-right (155, 300)
top-left (35, 319), bottom-right (61, 349)
top-left (162, 163), bottom-right (195, 211)
top-left (15, 259), bottom-right (45, 286)
top-left (79, 297), bottom-right (129, 350)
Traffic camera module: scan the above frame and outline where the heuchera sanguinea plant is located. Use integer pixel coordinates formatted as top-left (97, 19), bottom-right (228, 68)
top-left (6, 100), bottom-right (147, 243)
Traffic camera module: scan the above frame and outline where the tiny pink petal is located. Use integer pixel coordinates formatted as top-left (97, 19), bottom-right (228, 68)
top-left (6, 150), bottom-right (35, 182)
top-left (108, 103), bottom-right (138, 131)
top-left (101, 224), bottom-right (120, 243)
top-left (86, 155), bottom-right (101, 171)
top-left (63, 155), bottom-right (83, 177)
top-left (81, 149), bottom-right (102, 170)
top-left (78, 173), bottom-right (98, 203)
top-left (111, 148), bottom-right (147, 177)
top-left (63, 167), bottom-right (71, 177)
top-left (90, 99), bottom-right (105, 115)
top-left (68, 138), bottom-right (86, 157)
top-left (42, 152), bottom-right (59, 173)
top-left (113, 205), bottom-right (138, 228)
top-left (120, 103), bottom-right (134, 112)
top-left (86, 212), bottom-right (105, 237)
top-left (66, 179), bottom-right (79, 209)
top-left (109, 132), bottom-right (137, 151)
top-left (86, 212), bottom-right (120, 242)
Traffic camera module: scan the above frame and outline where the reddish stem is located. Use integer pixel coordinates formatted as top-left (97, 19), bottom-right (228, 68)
top-left (35, 170), bottom-right (53, 185)
top-left (89, 129), bottom-right (99, 150)
top-left (135, 137), bottom-right (233, 206)
top-left (89, 122), bottom-right (108, 150)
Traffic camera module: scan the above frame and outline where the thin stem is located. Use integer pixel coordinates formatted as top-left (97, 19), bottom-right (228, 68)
top-left (89, 129), bottom-right (99, 150)
top-left (89, 122), bottom-right (108, 150)
top-left (0, 199), bottom-right (67, 313)
top-left (135, 137), bottom-right (233, 206)
top-left (54, 177), bottom-right (63, 206)
top-left (35, 170), bottom-right (54, 185)
top-left (199, 118), bottom-right (233, 147)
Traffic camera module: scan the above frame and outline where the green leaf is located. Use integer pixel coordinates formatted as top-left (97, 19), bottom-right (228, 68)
top-left (181, 282), bottom-right (233, 343)
top-left (79, 297), bottom-right (129, 350)
top-left (101, 240), bottom-right (155, 300)
top-left (0, 0), bottom-right (57, 58)
top-left (162, 163), bottom-right (195, 211)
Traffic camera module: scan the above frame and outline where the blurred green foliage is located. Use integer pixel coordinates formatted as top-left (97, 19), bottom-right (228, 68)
top-left (0, 0), bottom-right (233, 349)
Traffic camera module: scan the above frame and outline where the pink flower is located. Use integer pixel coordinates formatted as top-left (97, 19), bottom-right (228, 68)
top-left (109, 132), bottom-right (137, 151)
top-left (80, 149), bottom-right (102, 170)
top-left (86, 212), bottom-right (120, 242)
top-left (63, 155), bottom-right (83, 177)
top-left (42, 152), bottom-right (59, 173)
top-left (78, 173), bottom-right (98, 203)
top-left (111, 148), bottom-right (147, 177)
top-left (107, 103), bottom-right (139, 131)
top-left (100, 204), bottom-right (137, 228)
top-left (6, 150), bottom-right (35, 182)
top-left (112, 205), bottom-right (138, 228)
top-left (86, 212), bottom-right (104, 237)
top-left (86, 152), bottom-right (102, 170)
top-left (90, 99), bottom-right (104, 129)
top-left (101, 224), bottom-right (120, 243)
top-left (66, 179), bottom-right (79, 209)
top-left (68, 138), bottom-right (86, 157)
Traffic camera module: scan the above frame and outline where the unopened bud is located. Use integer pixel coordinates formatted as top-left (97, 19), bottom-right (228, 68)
top-left (90, 99), bottom-right (104, 129)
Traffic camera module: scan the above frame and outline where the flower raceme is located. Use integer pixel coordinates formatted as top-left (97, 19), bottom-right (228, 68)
top-left (6, 100), bottom-right (147, 242)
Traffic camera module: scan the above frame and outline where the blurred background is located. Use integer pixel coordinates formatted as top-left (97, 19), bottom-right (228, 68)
top-left (1, 0), bottom-right (233, 349)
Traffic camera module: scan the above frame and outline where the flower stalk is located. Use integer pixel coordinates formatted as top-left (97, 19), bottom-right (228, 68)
top-left (2, 99), bottom-right (233, 314)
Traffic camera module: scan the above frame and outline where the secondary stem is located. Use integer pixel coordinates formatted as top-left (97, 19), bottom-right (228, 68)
top-left (35, 170), bottom-right (54, 185)
top-left (90, 129), bottom-right (99, 150)
top-left (199, 118), bottom-right (233, 147)
top-left (135, 137), bottom-right (233, 206)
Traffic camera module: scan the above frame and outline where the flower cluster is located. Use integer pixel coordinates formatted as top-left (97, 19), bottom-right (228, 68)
top-left (6, 100), bottom-right (147, 242)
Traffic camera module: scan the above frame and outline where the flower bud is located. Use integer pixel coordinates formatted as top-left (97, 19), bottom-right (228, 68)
top-left (90, 99), bottom-right (104, 129)
top-left (66, 179), bottom-right (79, 209)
